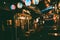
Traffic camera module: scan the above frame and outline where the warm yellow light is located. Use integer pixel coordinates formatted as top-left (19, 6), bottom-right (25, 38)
top-left (7, 20), bottom-right (12, 25)
top-left (58, 2), bottom-right (60, 9)
top-left (54, 33), bottom-right (58, 36)
top-left (45, 3), bottom-right (50, 7)
top-left (47, 0), bottom-right (50, 3)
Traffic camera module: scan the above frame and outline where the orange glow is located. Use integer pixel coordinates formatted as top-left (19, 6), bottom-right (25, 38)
top-left (53, 14), bottom-right (57, 23)
top-left (44, 0), bottom-right (50, 7)
top-left (45, 3), bottom-right (50, 7)
top-left (15, 20), bottom-right (20, 26)
top-left (7, 20), bottom-right (12, 25)
top-left (47, 0), bottom-right (50, 3)
top-left (53, 17), bottom-right (56, 20)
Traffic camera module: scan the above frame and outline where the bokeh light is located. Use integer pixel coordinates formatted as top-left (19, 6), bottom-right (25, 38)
top-left (17, 2), bottom-right (23, 9)
top-left (10, 4), bottom-right (16, 10)
top-left (32, 0), bottom-right (40, 5)
top-left (25, 0), bottom-right (31, 6)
